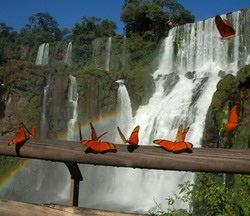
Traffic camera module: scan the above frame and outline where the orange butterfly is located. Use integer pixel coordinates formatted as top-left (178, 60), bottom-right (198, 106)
top-left (90, 122), bottom-right (107, 141)
top-left (81, 140), bottom-right (117, 154)
top-left (153, 124), bottom-right (193, 153)
top-left (30, 124), bottom-right (36, 138)
top-left (215, 15), bottom-right (235, 40)
top-left (225, 105), bottom-right (239, 131)
top-left (78, 122), bottom-right (116, 153)
top-left (8, 122), bottom-right (36, 145)
top-left (117, 126), bottom-right (140, 152)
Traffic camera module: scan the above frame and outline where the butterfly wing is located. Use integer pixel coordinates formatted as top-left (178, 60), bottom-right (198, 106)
top-left (8, 123), bottom-right (27, 145)
top-left (90, 122), bottom-right (98, 140)
top-left (117, 127), bottom-right (127, 144)
top-left (172, 141), bottom-right (193, 153)
top-left (128, 126), bottom-right (140, 145)
top-left (215, 15), bottom-right (235, 40)
top-left (181, 127), bottom-right (190, 141)
top-left (90, 122), bottom-right (107, 141)
top-left (78, 122), bottom-right (83, 141)
top-left (153, 139), bottom-right (174, 152)
top-left (225, 105), bottom-right (239, 131)
top-left (98, 141), bottom-right (116, 152)
top-left (30, 124), bottom-right (36, 138)
top-left (175, 124), bottom-right (183, 142)
top-left (81, 140), bottom-right (116, 153)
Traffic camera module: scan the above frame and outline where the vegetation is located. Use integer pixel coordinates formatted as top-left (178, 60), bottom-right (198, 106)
top-left (0, 1), bottom-right (195, 110)
top-left (151, 173), bottom-right (250, 216)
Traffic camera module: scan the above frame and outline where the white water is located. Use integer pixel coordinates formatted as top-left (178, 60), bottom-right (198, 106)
top-left (79, 10), bottom-right (250, 213)
top-left (105, 37), bottom-right (112, 71)
top-left (115, 79), bottom-right (133, 138)
top-left (35, 43), bottom-right (49, 65)
top-left (40, 74), bottom-right (51, 139)
top-left (64, 42), bottom-right (72, 66)
top-left (67, 75), bottom-right (79, 141)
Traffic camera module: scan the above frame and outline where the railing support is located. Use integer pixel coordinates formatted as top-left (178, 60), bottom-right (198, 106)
top-left (64, 162), bottom-right (83, 206)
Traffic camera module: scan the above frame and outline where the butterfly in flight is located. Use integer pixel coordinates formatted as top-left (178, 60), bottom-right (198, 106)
top-left (8, 122), bottom-right (36, 146)
top-left (78, 122), bottom-right (116, 153)
top-left (215, 15), bottom-right (235, 40)
top-left (153, 124), bottom-right (193, 153)
top-left (224, 105), bottom-right (239, 132)
top-left (117, 126), bottom-right (140, 152)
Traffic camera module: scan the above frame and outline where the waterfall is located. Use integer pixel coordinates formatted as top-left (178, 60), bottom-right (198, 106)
top-left (64, 42), bottom-right (72, 66)
top-left (80, 10), bottom-right (250, 213)
top-left (115, 79), bottom-right (133, 141)
top-left (40, 74), bottom-right (51, 139)
top-left (35, 43), bottom-right (49, 65)
top-left (67, 75), bottom-right (79, 141)
top-left (105, 37), bottom-right (112, 71)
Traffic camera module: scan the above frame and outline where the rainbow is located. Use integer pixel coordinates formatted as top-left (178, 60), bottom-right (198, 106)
top-left (0, 158), bottom-right (32, 195)
top-left (64, 110), bottom-right (134, 141)
top-left (0, 111), bottom-right (134, 195)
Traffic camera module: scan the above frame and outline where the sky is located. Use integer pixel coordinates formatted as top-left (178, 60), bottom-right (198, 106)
top-left (0, 0), bottom-right (249, 34)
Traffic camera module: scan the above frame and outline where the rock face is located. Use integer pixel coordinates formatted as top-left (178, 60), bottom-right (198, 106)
top-left (0, 66), bottom-right (119, 139)
top-left (202, 64), bottom-right (250, 149)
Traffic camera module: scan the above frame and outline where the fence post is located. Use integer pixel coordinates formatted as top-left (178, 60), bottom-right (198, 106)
top-left (64, 162), bottom-right (83, 206)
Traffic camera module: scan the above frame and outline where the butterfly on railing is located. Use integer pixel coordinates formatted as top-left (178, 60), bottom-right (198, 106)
top-left (79, 122), bottom-right (116, 153)
top-left (153, 124), bottom-right (193, 153)
top-left (215, 15), bottom-right (235, 40)
top-left (117, 126), bottom-right (140, 152)
top-left (8, 122), bottom-right (36, 146)
top-left (225, 105), bottom-right (239, 132)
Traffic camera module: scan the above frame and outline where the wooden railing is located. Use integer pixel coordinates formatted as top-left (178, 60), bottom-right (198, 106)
top-left (0, 136), bottom-right (249, 173)
top-left (0, 136), bottom-right (249, 206)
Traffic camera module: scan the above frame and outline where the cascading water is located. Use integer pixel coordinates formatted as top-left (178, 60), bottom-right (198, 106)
top-left (115, 79), bottom-right (133, 138)
top-left (64, 42), bottom-right (72, 66)
top-left (80, 10), bottom-right (250, 213)
top-left (67, 75), bottom-right (79, 141)
top-left (35, 43), bottom-right (49, 65)
top-left (105, 37), bottom-right (112, 71)
top-left (57, 74), bottom-right (79, 200)
top-left (40, 74), bottom-right (51, 139)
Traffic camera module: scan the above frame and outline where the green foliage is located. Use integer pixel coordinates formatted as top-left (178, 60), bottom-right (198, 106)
top-left (0, 156), bottom-right (30, 180)
top-left (150, 181), bottom-right (192, 216)
top-left (192, 173), bottom-right (250, 216)
top-left (152, 173), bottom-right (250, 216)
top-left (70, 16), bottom-right (117, 65)
top-left (121, 0), bottom-right (195, 40)
top-left (121, 1), bottom-right (169, 40)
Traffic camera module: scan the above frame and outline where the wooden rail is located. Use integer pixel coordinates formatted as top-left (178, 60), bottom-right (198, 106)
top-left (0, 136), bottom-right (249, 174)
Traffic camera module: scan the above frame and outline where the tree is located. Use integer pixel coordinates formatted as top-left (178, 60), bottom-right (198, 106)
top-left (0, 23), bottom-right (18, 64)
top-left (154, 0), bottom-right (184, 11)
top-left (70, 16), bottom-right (117, 64)
top-left (121, 1), bottom-right (169, 40)
top-left (172, 9), bottom-right (195, 26)
top-left (27, 12), bottom-right (59, 33)
top-left (121, 0), bottom-right (195, 39)
top-left (99, 19), bottom-right (117, 37)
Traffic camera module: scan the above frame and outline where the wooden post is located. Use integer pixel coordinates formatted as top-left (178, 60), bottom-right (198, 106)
top-left (64, 162), bottom-right (83, 206)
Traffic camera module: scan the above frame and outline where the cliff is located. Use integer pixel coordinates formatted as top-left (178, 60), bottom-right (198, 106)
top-left (202, 64), bottom-right (250, 149)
